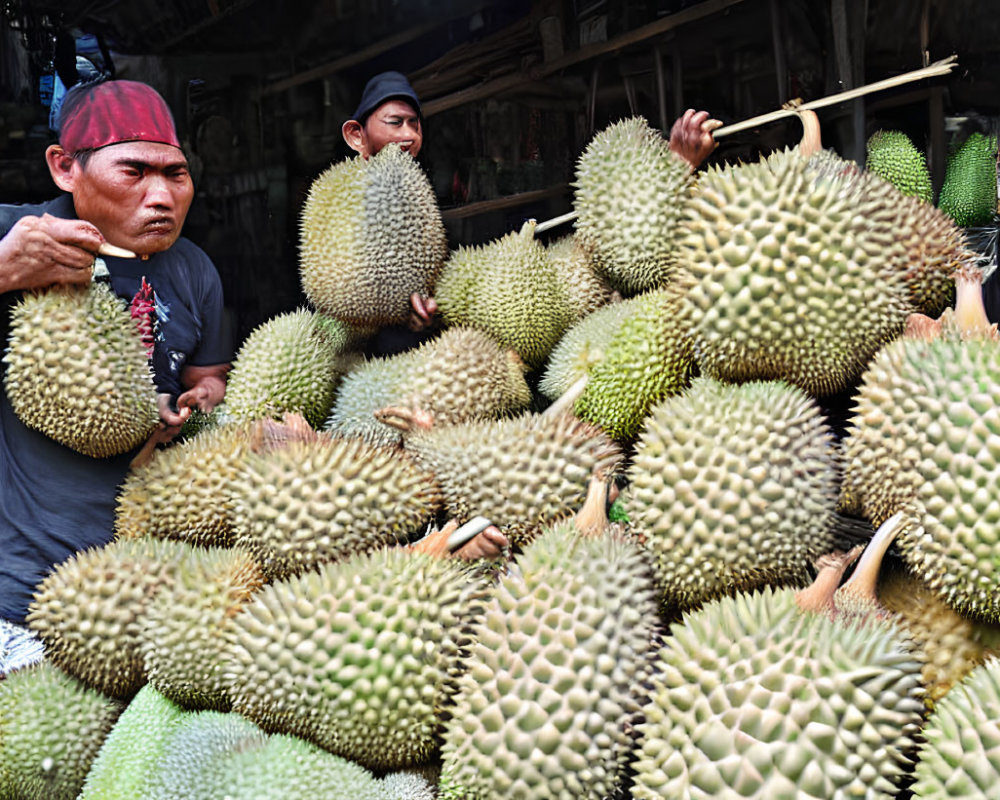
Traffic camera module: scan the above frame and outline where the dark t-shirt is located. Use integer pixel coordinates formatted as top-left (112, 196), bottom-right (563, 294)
top-left (0, 194), bottom-right (231, 623)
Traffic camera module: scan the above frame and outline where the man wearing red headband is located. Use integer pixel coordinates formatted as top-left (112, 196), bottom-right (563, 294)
top-left (0, 79), bottom-right (232, 636)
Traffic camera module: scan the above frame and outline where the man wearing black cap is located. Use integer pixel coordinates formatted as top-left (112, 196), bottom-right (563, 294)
top-left (342, 70), bottom-right (424, 161)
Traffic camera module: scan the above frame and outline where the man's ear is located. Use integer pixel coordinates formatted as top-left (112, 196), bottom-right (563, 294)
top-left (45, 145), bottom-right (77, 191)
top-left (341, 119), bottom-right (367, 157)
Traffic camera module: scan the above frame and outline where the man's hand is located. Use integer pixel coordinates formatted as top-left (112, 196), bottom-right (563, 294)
top-left (177, 364), bottom-right (228, 414)
top-left (408, 292), bottom-right (438, 332)
top-left (668, 109), bottom-right (723, 171)
top-left (0, 214), bottom-right (105, 294)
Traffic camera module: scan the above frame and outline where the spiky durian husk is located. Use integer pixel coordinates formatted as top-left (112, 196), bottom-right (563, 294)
top-left (573, 281), bottom-right (695, 441)
top-left (3, 281), bottom-right (158, 457)
top-left (325, 326), bottom-right (532, 446)
top-left (139, 546), bottom-right (265, 711)
top-left (435, 221), bottom-right (573, 368)
top-left (78, 685), bottom-right (187, 800)
top-left (545, 233), bottom-right (617, 320)
top-left (438, 524), bottom-right (662, 799)
top-left (136, 707), bottom-right (383, 800)
top-left (380, 768), bottom-right (440, 800)
top-left (230, 433), bottom-right (441, 580)
top-left (632, 587), bottom-right (925, 799)
top-left (910, 658), bottom-right (1000, 798)
top-left (626, 377), bottom-right (840, 610)
top-left (223, 309), bottom-right (349, 427)
top-left (0, 661), bottom-right (124, 800)
top-left (679, 147), bottom-right (912, 397)
top-left (938, 131), bottom-right (998, 228)
top-left (878, 560), bottom-right (1000, 706)
top-left (573, 116), bottom-right (695, 294)
top-left (538, 299), bottom-right (633, 401)
top-left (225, 548), bottom-right (489, 771)
top-left (809, 147), bottom-right (967, 317)
top-left (840, 333), bottom-right (1000, 619)
top-left (299, 143), bottom-right (447, 326)
top-left (26, 538), bottom-right (192, 698)
top-left (114, 421), bottom-right (253, 546)
top-left (406, 412), bottom-right (622, 548)
top-left (866, 129), bottom-right (933, 203)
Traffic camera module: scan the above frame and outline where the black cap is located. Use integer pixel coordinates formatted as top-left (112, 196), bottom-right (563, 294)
top-left (351, 71), bottom-right (421, 123)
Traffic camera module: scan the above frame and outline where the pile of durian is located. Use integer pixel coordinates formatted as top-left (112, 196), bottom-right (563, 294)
top-left (3, 116), bottom-right (1000, 800)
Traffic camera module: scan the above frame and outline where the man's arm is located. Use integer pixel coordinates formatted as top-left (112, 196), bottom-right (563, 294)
top-left (156, 363), bottom-right (229, 430)
top-left (0, 214), bottom-right (104, 293)
top-left (668, 109), bottom-right (723, 171)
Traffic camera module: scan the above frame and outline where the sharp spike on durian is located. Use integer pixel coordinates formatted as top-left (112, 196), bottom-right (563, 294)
top-left (795, 545), bottom-right (864, 614)
top-left (834, 512), bottom-right (906, 616)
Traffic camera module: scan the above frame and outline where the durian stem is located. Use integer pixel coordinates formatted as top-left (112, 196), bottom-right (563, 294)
top-left (574, 474), bottom-right (610, 538)
top-left (446, 516), bottom-right (495, 551)
top-left (796, 109), bottom-right (822, 158)
top-left (954, 268), bottom-right (992, 335)
top-left (835, 511), bottom-right (905, 610)
top-left (795, 545), bottom-right (864, 614)
top-left (543, 375), bottom-right (589, 419)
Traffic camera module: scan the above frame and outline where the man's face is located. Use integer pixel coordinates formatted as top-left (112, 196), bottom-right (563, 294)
top-left (362, 99), bottom-right (422, 158)
top-left (69, 141), bottom-right (194, 255)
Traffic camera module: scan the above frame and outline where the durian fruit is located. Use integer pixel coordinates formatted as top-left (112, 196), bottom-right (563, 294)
top-left (0, 661), bottom-right (124, 800)
top-left (406, 411), bottom-right (623, 548)
top-left (222, 309), bottom-right (350, 427)
top-left (299, 142), bottom-right (448, 326)
top-left (230, 432), bottom-right (441, 580)
top-left (877, 558), bottom-right (1000, 706)
top-left (808, 146), bottom-right (971, 319)
top-left (78, 685), bottom-right (188, 800)
top-left (910, 658), bottom-right (1000, 798)
top-left (2, 281), bottom-right (159, 457)
top-left (435, 220), bottom-right (573, 369)
top-left (572, 116), bottom-right (695, 294)
top-left (625, 377), bottom-right (840, 610)
top-left (545, 233), bottom-right (617, 320)
top-left (326, 326), bottom-right (532, 446)
top-left (139, 546), bottom-right (265, 710)
top-left (26, 538), bottom-right (191, 698)
top-left (866, 129), bottom-right (933, 203)
top-left (114, 421), bottom-right (253, 546)
top-left (840, 268), bottom-right (1000, 620)
top-left (380, 768), bottom-right (440, 800)
top-left (631, 581), bottom-right (925, 799)
top-left (679, 145), bottom-right (913, 397)
top-left (225, 547), bottom-right (489, 771)
top-left (538, 299), bottom-right (633, 402)
top-left (572, 281), bottom-right (695, 441)
top-left (438, 523), bottom-right (662, 799)
top-left (139, 708), bottom-right (384, 800)
top-left (938, 131), bottom-right (998, 228)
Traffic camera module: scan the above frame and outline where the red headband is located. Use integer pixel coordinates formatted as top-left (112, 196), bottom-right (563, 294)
top-left (58, 80), bottom-right (181, 153)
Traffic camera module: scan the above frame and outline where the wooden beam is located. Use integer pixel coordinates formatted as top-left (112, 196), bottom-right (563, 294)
top-left (422, 0), bottom-right (747, 117)
top-left (441, 184), bottom-right (570, 221)
top-left (257, 1), bottom-right (496, 97)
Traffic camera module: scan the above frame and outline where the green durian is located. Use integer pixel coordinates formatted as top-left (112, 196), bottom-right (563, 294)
top-left (545, 232), bottom-right (616, 320)
top-left (679, 147), bottom-right (913, 396)
top-left (406, 411), bottom-right (622, 548)
top-left (223, 308), bottom-right (350, 427)
top-left (435, 220), bottom-right (573, 369)
top-left (938, 131), bottom-right (997, 227)
top-left (573, 116), bottom-right (695, 294)
top-left (230, 432), bottom-right (441, 580)
top-left (866, 129), bottom-right (933, 203)
top-left (299, 142), bottom-right (448, 326)
top-left (438, 524), bottom-right (662, 799)
top-left (3, 281), bottom-right (158, 457)
top-left (625, 377), bottom-right (840, 610)
top-left (0, 661), bottom-right (123, 800)
top-left (225, 548), bottom-right (489, 770)
top-left (632, 586), bottom-right (925, 799)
